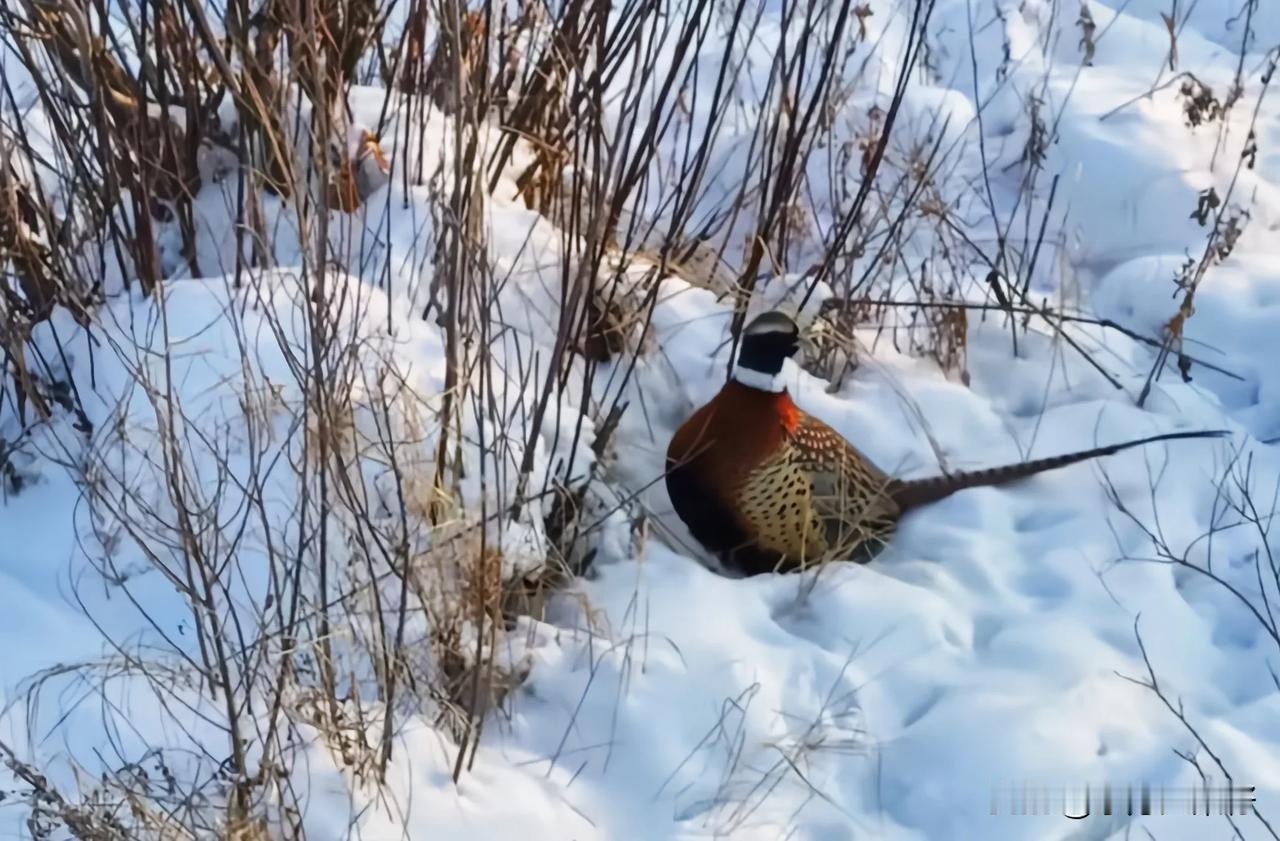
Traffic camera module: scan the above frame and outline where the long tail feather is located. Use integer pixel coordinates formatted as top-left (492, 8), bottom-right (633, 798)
top-left (888, 429), bottom-right (1231, 511)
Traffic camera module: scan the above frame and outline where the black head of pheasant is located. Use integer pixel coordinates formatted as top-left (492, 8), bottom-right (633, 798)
top-left (734, 310), bottom-right (801, 384)
top-left (666, 309), bottom-right (1230, 577)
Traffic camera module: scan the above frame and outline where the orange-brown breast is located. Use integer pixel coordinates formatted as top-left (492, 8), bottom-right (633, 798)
top-left (666, 383), bottom-right (801, 571)
top-left (667, 382), bottom-right (797, 493)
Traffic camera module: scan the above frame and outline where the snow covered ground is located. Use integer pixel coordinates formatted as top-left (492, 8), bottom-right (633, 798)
top-left (3, 0), bottom-right (1280, 839)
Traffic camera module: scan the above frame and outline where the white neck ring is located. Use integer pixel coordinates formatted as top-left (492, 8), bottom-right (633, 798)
top-left (731, 366), bottom-right (785, 393)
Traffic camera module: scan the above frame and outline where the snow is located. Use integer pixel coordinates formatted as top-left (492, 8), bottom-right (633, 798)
top-left (3, 0), bottom-right (1280, 839)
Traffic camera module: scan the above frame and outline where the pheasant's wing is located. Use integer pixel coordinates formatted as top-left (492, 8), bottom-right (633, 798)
top-left (732, 448), bottom-right (830, 570)
top-left (791, 415), bottom-right (901, 560)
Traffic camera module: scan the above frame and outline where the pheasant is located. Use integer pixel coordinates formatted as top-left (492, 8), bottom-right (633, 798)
top-left (665, 310), bottom-right (1228, 576)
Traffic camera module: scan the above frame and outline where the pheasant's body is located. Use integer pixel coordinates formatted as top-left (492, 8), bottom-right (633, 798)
top-left (666, 319), bottom-right (1227, 576)
top-left (667, 382), bottom-right (903, 574)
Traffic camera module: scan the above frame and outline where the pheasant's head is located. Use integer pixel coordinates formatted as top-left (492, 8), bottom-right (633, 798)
top-left (733, 311), bottom-right (800, 391)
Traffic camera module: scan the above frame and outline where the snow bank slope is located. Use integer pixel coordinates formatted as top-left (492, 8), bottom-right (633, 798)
top-left (481, 1), bottom-right (1280, 839)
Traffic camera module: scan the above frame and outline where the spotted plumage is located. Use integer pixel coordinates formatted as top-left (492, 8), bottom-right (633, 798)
top-left (665, 310), bottom-right (1229, 576)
